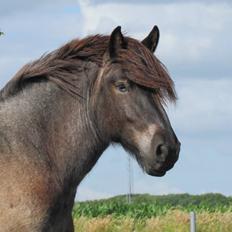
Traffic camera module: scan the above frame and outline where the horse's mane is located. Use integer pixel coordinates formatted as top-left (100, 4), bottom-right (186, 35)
top-left (0, 35), bottom-right (176, 103)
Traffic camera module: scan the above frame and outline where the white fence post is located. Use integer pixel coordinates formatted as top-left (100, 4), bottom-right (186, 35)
top-left (190, 211), bottom-right (196, 232)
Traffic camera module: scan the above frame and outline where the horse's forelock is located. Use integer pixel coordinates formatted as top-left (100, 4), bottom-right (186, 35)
top-left (116, 39), bottom-right (177, 104)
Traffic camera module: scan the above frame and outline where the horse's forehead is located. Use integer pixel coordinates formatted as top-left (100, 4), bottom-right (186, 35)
top-left (100, 63), bottom-right (124, 79)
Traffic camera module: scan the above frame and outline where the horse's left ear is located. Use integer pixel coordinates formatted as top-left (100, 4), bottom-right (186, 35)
top-left (108, 26), bottom-right (127, 59)
top-left (142, 26), bottom-right (160, 53)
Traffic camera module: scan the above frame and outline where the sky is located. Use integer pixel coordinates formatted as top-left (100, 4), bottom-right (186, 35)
top-left (0, 0), bottom-right (231, 201)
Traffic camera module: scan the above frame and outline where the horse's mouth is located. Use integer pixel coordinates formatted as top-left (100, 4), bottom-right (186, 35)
top-left (145, 161), bottom-right (176, 177)
top-left (147, 169), bottom-right (166, 177)
top-left (140, 159), bottom-right (168, 177)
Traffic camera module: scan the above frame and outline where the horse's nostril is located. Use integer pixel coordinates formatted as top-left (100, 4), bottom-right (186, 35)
top-left (156, 144), bottom-right (169, 160)
top-left (156, 144), bottom-right (162, 156)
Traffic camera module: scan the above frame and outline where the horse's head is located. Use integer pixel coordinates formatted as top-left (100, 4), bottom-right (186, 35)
top-left (91, 26), bottom-right (180, 177)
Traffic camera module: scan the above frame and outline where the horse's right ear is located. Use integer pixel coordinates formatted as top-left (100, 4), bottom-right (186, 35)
top-left (108, 26), bottom-right (127, 59)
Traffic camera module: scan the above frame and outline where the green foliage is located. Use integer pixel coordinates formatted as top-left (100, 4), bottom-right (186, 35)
top-left (73, 193), bottom-right (232, 219)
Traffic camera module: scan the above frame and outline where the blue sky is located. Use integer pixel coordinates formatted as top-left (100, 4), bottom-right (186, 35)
top-left (0, 0), bottom-right (231, 201)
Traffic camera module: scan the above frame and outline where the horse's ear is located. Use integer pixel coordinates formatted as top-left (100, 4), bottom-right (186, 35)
top-left (108, 26), bottom-right (127, 59)
top-left (142, 26), bottom-right (160, 53)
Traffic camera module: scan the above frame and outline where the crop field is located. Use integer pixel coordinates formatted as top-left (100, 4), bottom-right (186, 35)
top-left (73, 193), bottom-right (232, 232)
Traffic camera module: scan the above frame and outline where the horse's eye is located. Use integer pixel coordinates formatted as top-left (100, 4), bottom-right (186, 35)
top-left (116, 83), bottom-right (129, 93)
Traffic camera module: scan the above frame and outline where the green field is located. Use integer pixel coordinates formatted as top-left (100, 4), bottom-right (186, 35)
top-left (73, 193), bottom-right (232, 232)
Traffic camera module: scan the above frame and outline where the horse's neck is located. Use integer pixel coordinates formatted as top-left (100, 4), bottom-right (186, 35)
top-left (1, 79), bottom-right (108, 188)
top-left (43, 83), bottom-right (107, 186)
top-left (44, 88), bottom-right (97, 182)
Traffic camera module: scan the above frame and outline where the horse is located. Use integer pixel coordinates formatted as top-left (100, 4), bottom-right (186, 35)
top-left (0, 26), bottom-right (180, 231)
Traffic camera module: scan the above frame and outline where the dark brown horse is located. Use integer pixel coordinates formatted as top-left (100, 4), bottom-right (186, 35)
top-left (0, 26), bottom-right (180, 231)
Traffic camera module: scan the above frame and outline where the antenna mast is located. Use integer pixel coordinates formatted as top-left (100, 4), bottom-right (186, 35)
top-left (127, 156), bottom-right (133, 204)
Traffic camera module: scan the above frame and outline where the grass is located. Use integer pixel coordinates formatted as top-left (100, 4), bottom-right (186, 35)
top-left (73, 210), bottom-right (232, 232)
top-left (73, 194), bottom-right (232, 232)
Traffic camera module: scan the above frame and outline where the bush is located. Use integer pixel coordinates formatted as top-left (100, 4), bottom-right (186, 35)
top-left (73, 193), bottom-right (232, 219)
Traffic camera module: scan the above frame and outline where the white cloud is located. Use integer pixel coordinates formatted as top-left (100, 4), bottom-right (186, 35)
top-left (167, 78), bottom-right (232, 135)
top-left (0, 4), bottom-right (82, 87)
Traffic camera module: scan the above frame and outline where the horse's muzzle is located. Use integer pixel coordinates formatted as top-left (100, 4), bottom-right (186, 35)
top-left (148, 139), bottom-right (181, 177)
